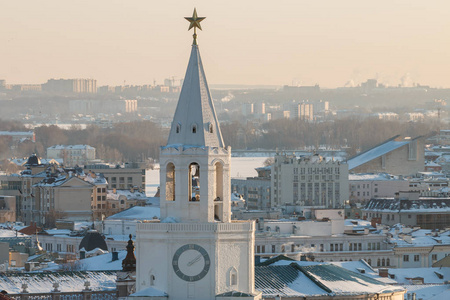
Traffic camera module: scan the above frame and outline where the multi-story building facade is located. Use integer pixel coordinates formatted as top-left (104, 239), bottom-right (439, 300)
top-left (231, 166), bottom-right (271, 209)
top-left (69, 99), bottom-right (138, 115)
top-left (272, 153), bottom-right (349, 208)
top-left (47, 145), bottom-right (96, 167)
top-left (363, 191), bottom-right (450, 229)
top-left (349, 173), bottom-right (410, 203)
top-left (42, 78), bottom-right (97, 94)
top-left (84, 163), bottom-right (145, 191)
top-left (33, 175), bottom-right (94, 226)
top-left (0, 173), bottom-right (22, 219)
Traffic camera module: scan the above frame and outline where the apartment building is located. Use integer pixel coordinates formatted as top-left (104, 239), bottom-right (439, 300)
top-left (272, 153), bottom-right (349, 208)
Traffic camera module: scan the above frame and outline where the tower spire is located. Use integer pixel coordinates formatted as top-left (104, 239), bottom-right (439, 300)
top-left (185, 8), bottom-right (205, 45)
top-left (166, 9), bottom-right (223, 148)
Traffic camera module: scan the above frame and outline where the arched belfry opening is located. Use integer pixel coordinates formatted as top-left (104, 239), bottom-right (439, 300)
top-left (214, 161), bottom-right (224, 201)
top-left (166, 163), bottom-right (175, 201)
top-left (214, 161), bottom-right (224, 221)
top-left (189, 162), bottom-right (200, 201)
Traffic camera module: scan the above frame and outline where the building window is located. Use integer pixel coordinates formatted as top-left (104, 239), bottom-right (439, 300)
top-left (403, 255), bottom-right (409, 262)
top-left (272, 245), bottom-right (276, 253)
top-left (432, 254), bottom-right (437, 261)
top-left (414, 255), bottom-right (419, 262)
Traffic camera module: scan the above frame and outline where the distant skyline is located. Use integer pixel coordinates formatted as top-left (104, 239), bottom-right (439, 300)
top-left (0, 1), bottom-right (449, 88)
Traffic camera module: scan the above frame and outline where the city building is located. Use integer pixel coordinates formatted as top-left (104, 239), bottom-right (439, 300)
top-left (84, 163), bottom-right (145, 191)
top-left (0, 131), bottom-right (35, 144)
top-left (386, 225), bottom-right (450, 269)
top-left (362, 191), bottom-right (450, 229)
top-left (254, 210), bottom-right (394, 267)
top-left (349, 173), bottom-right (410, 203)
top-left (0, 195), bottom-right (16, 223)
top-left (69, 99), bottom-right (138, 115)
top-left (42, 78), bottom-right (97, 94)
top-left (347, 135), bottom-right (424, 175)
top-left (272, 153), bottom-right (349, 209)
top-left (242, 102), bottom-right (254, 115)
top-left (253, 102), bottom-right (265, 115)
top-left (0, 173), bottom-right (22, 219)
top-left (33, 174), bottom-right (94, 225)
top-left (231, 166), bottom-right (271, 210)
top-left (47, 145), bottom-right (96, 167)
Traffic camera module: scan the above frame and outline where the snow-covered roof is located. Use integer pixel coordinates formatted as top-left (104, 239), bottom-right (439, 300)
top-left (0, 271), bottom-right (116, 293)
top-left (0, 228), bottom-right (28, 238)
top-left (364, 198), bottom-right (450, 213)
top-left (73, 250), bottom-right (126, 271)
top-left (330, 260), bottom-right (396, 284)
top-left (255, 259), bottom-right (404, 297)
top-left (47, 144), bottom-right (95, 150)
top-left (106, 206), bottom-right (160, 221)
top-left (349, 173), bottom-right (402, 181)
top-left (388, 228), bottom-right (450, 247)
top-left (83, 173), bottom-right (107, 185)
top-left (404, 284), bottom-right (450, 300)
top-left (130, 286), bottom-right (168, 297)
top-left (0, 131), bottom-right (34, 136)
top-left (426, 161), bottom-right (442, 167)
top-left (108, 190), bottom-right (148, 200)
top-left (386, 267), bottom-right (450, 284)
top-left (347, 136), bottom-right (411, 170)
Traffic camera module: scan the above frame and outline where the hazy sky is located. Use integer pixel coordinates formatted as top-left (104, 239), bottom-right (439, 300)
top-left (0, 1), bottom-right (449, 88)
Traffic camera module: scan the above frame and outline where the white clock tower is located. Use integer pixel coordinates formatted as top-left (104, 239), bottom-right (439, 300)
top-left (135, 9), bottom-right (261, 300)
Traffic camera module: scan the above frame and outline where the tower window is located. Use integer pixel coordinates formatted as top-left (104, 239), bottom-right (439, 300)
top-left (228, 267), bottom-right (238, 286)
top-left (209, 123), bottom-right (214, 133)
top-left (166, 163), bottom-right (175, 201)
top-left (189, 163), bottom-right (200, 201)
top-left (176, 123), bottom-right (181, 133)
top-left (192, 124), bottom-right (197, 133)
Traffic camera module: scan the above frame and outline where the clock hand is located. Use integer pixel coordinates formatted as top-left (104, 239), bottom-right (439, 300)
top-left (187, 254), bottom-right (202, 267)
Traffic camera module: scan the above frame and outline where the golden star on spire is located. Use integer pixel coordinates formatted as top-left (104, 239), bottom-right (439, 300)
top-left (185, 8), bottom-right (205, 45)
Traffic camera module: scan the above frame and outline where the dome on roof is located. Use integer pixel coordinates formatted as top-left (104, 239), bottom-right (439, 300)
top-left (79, 230), bottom-right (108, 252)
top-left (25, 154), bottom-right (41, 166)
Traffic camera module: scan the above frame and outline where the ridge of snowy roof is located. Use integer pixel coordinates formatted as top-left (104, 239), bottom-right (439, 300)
top-left (348, 136), bottom-right (411, 170)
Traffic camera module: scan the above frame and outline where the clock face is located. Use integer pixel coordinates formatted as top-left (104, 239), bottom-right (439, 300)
top-left (172, 244), bottom-right (210, 282)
